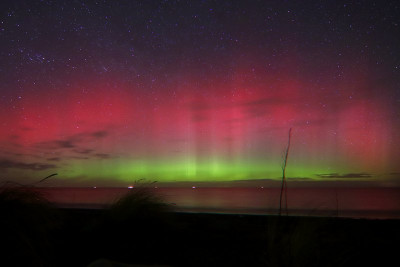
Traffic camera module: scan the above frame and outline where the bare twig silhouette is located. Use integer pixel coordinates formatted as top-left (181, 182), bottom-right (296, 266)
top-left (36, 173), bottom-right (58, 185)
top-left (279, 128), bottom-right (292, 216)
top-left (1, 173), bottom-right (58, 188)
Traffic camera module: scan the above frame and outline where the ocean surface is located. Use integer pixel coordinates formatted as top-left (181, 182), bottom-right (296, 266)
top-left (38, 187), bottom-right (400, 219)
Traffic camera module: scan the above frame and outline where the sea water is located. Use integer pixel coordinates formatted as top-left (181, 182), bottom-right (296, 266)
top-left (38, 187), bottom-right (400, 219)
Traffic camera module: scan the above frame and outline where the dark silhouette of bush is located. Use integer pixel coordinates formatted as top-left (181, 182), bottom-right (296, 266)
top-left (90, 188), bottom-right (174, 265)
top-left (109, 188), bottom-right (171, 221)
top-left (0, 186), bottom-right (61, 267)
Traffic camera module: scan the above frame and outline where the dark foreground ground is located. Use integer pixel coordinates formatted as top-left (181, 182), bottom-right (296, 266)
top-left (1, 188), bottom-right (399, 267)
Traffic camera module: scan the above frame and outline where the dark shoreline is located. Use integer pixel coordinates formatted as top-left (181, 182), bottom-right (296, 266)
top-left (2, 188), bottom-right (399, 266)
top-left (55, 208), bottom-right (399, 267)
top-left (55, 203), bottom-right (400, 220)
top-left (39, 186), bottom-right (400, 220)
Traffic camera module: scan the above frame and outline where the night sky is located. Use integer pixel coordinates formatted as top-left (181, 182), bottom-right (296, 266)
top-left (0, 0), bottom-right (399, 187)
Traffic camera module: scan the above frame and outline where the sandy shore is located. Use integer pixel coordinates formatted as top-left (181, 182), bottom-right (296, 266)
top-left (46, 209), bottom-right (400, 266)
top-left (2, 188), bottom-right (399, 266)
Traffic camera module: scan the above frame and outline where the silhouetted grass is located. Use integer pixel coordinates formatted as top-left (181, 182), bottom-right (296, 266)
top-left (86, 187), bottom-right (175, 265)
top-left (0, 185), bottom-right (61, 267)
top-left (109, 187), bottom-right (171, 220)
top-left (1, 183), bottom-right (398, 267)
top-left (265, 216), bottom-right (333, 266)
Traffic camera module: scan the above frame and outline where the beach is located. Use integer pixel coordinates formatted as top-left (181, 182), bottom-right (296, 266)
top-left (38, 209), bottom-right (400, 266)
top-left (2, 186), bottom-right (399, 267)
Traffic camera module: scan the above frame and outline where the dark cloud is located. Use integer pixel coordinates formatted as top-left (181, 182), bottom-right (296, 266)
top-left (1, 151), bottom-right (23, 157)
top-left (389, 172), bottom-right (400, 176)
top-left (316, 173), bottom-right (373, 179)
top-left (71, 156), bottom-right (89, 160)
top-left (192, 113), bottom-right (209, 122)
top-left (188, 96), bottom-right (299, 121)
top-left (240, 97), bottom-right (289, 118)
top-left (35, 130), bottom-right (110, 151)
top-left (91, 131), bottom-right (108, 138)
top-left (189, 102), bottom-right (213, 111)
top-left (47, 157), bottom-right (61, 161)
top-left (55, 140), bottom-right (75, 148)
top-left (73, 149), bottom-right (94, 154)
top-left (8, 134), bottom-right (20, 140)
top-left (36, 138), bottom-right (76, 150)
top-left (0, 159), bottom-right (56, 171)
top-left (20, 127), bottom-right (33, 131)
top-left (241, 98), bottom-right (279, 107)
top-left (94, 153), bottom-right (111, 159)
top-left (222, 137), bottom-right (233, 142)
top-left (245, 106), bottom-right (267, 118)
top-left (189, 96), bottom-right (300, 121)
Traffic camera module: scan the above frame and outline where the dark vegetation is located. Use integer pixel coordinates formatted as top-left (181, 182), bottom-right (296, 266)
top-left (0, 186), bottom-right (61, 266)
top-left (1, 184), bottom-right (399, 267)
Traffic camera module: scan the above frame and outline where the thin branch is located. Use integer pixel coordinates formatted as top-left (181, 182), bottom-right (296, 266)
top-left (1, 173), bottom-right (58, 188)
top-left (279, 128), bottom-right (292, 216)
top-left (36, 173), bottom-right (58, 184)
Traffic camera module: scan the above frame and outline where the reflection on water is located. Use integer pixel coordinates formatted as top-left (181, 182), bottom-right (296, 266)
top-left (39, 187), bottom-right (400, 219)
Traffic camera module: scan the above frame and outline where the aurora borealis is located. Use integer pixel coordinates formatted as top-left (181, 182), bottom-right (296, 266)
top-left (0, 0), bottom-right (399, 187)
